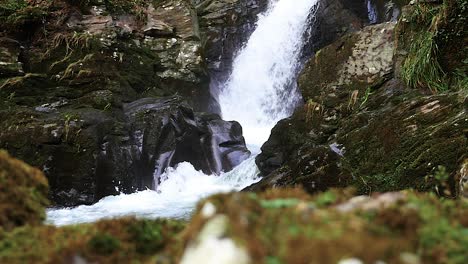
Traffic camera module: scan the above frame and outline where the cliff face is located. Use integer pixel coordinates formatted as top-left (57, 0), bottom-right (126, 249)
top-left (0, 0), bottom-right (268, 206)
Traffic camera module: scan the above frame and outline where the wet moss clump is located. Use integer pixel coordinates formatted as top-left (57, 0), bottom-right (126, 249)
top-left (88, 232), bottom-right (121, 255)
top-left (0, 217), bottom-right (186, 263)
top-left (129, 219), bottom-right (166, 254)
top-left (0, 150), bottom-right (49, 231)
top-left (186, 188), bottom-right (468, 264)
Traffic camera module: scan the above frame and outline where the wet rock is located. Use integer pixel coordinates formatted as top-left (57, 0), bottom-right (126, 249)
top-left (193, 0), bottom-right (269, 113)
top-left (0, 96), bottom-right (249, 206)
top-left (143, 21), bottom-right (175, 37)
top-left (0, 150), bottom-right (49, 231)
top-left (0, 0), bottom-right (258, 205)
top-left (124, 97), bottom-right (250, 189)
top-left (0, 37), bottom-right (23, 77)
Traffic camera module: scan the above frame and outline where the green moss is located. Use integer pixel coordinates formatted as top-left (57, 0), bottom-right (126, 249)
top-left (187, 189), bottom-right (468, 264)
top-left (88, 232), bottom-right (121, 255)
top-left (0, 150), bottom-right (49, 231)
top-left (260, 199), bottom-right (301, 209)
top-left (407, 194), bottom-right (468, 263)
top-left (0, 217), bottom-right (186, 263)
top-left (398, 0), bottom-right (468, 92)
top-left (128, 219), bottom-right (164, 254)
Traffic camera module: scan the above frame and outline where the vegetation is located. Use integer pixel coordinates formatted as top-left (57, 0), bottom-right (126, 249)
top-left (398, 0), bottom-right (468, 92)
top-left (0, 0), bottom-right (51, 29)
top-left (0, 217), bottom-right (186, 263)
top-left (185, 189), bottom-right (468, 264)
top-left (0, 150), bottom-right (49, 231)
top-left (0, 0), bottom-right (467, 263)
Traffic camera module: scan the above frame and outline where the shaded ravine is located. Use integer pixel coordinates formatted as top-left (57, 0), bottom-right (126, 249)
top-left (46, 0), bottom-right (319, 225)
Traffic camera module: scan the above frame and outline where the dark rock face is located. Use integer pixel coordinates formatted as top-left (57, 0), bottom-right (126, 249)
top-left (0, 97), bottom-right (249, 206)
top-left (254, 21), bottom-right (467, 197)
top-left (0, 0), bottom-right (253, 206)
top-left (124, 97), bottom-right (250, 189)
top-left (301, 0), bottom-right (405, 61)
top-left (0, 37), bottom-right (23, 78)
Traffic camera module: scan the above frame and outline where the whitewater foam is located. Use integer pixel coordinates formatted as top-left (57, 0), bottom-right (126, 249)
top-left (47, 157), bottom-right (259, 225)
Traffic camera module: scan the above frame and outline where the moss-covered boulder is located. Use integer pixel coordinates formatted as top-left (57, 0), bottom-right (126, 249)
top-left (0, 150), bottom-right (48, 231)
top-left (299, 22), bottom-right (396, 118)
top-left (184, 189), bottom-right (468, 263)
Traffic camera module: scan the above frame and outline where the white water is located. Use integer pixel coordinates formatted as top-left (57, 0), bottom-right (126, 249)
top-left (47, 157), bottom-right (259, 225)
top-left (219, 0), bottom-right (318, 148)
top-left (46, 0), bottom-right (317, 226)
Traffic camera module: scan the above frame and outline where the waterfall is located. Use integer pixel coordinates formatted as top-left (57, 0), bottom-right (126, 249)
top-left (46, 0), bottom-right (318, 225)
top-left (220, 0), bottom-right (319, 149)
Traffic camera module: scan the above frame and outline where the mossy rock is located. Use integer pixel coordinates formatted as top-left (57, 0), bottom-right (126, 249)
top-left (0, 150), bottom-right (49, 231)
top-left (0, 217), bottom-right (185, 263)
top-left (184, 189), bottom-right (468, 264)
top-left (298, 22), bottom-right (396, 118)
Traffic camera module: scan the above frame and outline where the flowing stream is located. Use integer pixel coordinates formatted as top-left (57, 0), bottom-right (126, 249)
top-left (47, 0), bottom-right (319, 226)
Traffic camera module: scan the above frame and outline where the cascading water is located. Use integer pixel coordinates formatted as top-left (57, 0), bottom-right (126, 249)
top-left (47, 157), bottom-right (259, 225)
top-left (46, 0), bottom-right (318, 226)
top-left (220, 0), bottom-right (319, 149)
